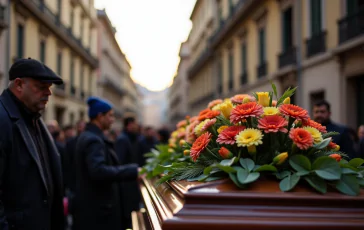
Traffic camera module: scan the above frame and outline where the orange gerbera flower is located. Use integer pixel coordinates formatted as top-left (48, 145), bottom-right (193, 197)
top-left (176, 120), bottom-right (187, 128)
top-left (230, 102), bottom-right (264, 124)
top-left (302, 118), bottom-right (327, 133)
top-left (327, 141), bottom-right (340, 151)
top-left (230, 94), bottom-right (254, 104)
top-left (258, 115), bottom-right (288, 133)
top-left (190, 132), bottom-right (212, 162)
top-left (217, 125), bottom-right (246, 145)
top-left (198, 109), bottom-right (221, 121)
top-left (218, 147), bottom-right (233, 159)
top-left (329, 154), bottom-right (342, 162)
top-left (207, 99), bottom-right (223, 109)
top-left (289, 128), bottom-right (314, 150)
top-left (279, 104), bottom-right (309, 121)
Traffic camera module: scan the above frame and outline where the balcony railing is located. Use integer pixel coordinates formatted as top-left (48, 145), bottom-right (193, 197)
top-left (338, 8), bottom-right (364, 44)
top-left (257, 62), bottom-right (267, 79)
top-left (306, 31), bottom-right (326, 58)
top-left (278, 46), bottom-right (296, 68)
top-left (70, 86), bottom-right (76, 96)
top-left (218, 84), bottom-right (223, 95)
top-left (80, 90), bottom-right (85, 100)
top-left (240, 72), bottom-right (248, 85)
top-left (188, 49), bottom-right (212, 79)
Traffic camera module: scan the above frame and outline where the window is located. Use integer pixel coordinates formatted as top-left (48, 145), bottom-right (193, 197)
top-left (89, 75), bottom-right (92, 95)
top-left (80, 63), bottom-right (84, 92)
top-left (228, 49), bottom-right (234, 90)
top-left (80, 17), bottom-right (83, 40)
top-left (40, 40), bottom-right (46, 63)
top-left (218, 2), bottom-right (223, 25)
top-left (57, 51), bottom-right (62, 76)
top-left (310, 0), bottom-right (321, 36)
top-left (70, 56), bottom-right (75, 95)
top-left (57, 0), bottom-right (62, 18)
top-left (282, 7), bottom-right (293, 51)
top-left (258, 27), bottom-right (266, 64)
top-left (17, 24), bottom-right (24, 59)
top-left (70, 8), bottom-right (74, 30)
top-left (229, 0), bottom-right (234, 16)
top-left (347, 0), bottom-right (364, 15)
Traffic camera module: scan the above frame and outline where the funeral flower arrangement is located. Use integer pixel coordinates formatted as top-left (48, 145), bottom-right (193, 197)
top-left (141, 84), bottom-right (364, 196)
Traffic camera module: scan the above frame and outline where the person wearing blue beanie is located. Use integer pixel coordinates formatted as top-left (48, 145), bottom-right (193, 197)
top-left (72, 96), bottom-right (139, 230)
top-left (87, 96), bottom-right (113, 119)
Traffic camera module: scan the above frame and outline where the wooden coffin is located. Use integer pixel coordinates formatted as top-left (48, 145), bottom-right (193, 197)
top-left (132, 177), bottom-right (364, 230)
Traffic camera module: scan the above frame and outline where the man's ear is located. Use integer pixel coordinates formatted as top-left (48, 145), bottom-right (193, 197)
top-left (14, 78), bottom-right (24, 90)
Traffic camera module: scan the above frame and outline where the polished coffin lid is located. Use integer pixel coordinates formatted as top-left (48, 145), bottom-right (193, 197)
top-left (138, 177), bottom-right (364, 230)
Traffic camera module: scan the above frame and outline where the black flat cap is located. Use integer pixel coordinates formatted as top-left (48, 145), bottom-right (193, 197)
top-left (9, 58), bottom-right (63, 85)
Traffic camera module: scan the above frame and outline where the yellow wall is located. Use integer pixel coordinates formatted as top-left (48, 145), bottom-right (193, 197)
top-left (265, 0), bottom-right (280, 75)
top-left (246, 19), bottom-right (258, 84)
top-left (326, 0), bottom-right (341, 49)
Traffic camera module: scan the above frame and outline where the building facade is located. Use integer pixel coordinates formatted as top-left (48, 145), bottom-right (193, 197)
top-left (187, 0), bottom-right (364, 130)
top-left (0, 0), bottom-right (9, 90)
top-left (7, 0), bottom-right (98, 126)
top-left (168, 41), bottom-right (190, 128)
top-left (96, 9), bottom-right (128, 129)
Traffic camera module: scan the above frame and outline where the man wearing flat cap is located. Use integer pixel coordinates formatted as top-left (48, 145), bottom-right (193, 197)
top-left (0, 58), bottom-right (64, 230)
top-left (72, 96), bottom-right (139, 230)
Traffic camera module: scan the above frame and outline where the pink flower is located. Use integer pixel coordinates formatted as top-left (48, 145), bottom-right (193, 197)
top-left (217, 126), bottom-right (246, 145)
top-left (258, 115), bottom-right (288, 133)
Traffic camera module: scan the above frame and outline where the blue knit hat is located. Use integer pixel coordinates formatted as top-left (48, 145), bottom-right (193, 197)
top-left (87, 96), bottom-right (113, 119)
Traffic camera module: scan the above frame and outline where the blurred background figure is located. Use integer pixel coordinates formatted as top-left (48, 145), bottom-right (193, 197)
top-left (47, 120), bottom-right (61, 136)
top-left (157, 127), bottom-right (170, 145)
top-left (358, 125), bottom-right (364, 158)
top-left (63, 125), bottom-right (76, 141)
top-left (313, 100), bottom-right (356, 159)
top-left (138, 126), bottom-right (158, 166)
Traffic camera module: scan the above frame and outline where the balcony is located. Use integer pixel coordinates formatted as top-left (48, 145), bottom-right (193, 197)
top-left (240, 72), bottom-right (248, 85)
top-left (338, 8), bottom-right (364, 44)
top-left (278, 46), bottom-right (296, 68)
top-left (70, 86), bottom-right (76, 96)
top-left (188, 49), bottom-right (212, 80)
top-left (306, 31), bottom-right (326, 58)
top-left (53, 83), bottom-right (66, 97)
top-left (218, 84), bottom-right (223, 95)
top-left (80, 90), bottom-right (85, 100)
top-left (19, 0), bottom-right (98, 68)
top-left (257, 62), bottom-right (267, 79)
top-left (0, 5), bottom-right (8, 33)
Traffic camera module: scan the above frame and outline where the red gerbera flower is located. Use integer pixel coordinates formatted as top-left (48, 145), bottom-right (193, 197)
top-left (258, 115), bottom-right (288, 133)
top-left (302, 118), bottom-right (327, 133)
top-left (279, 104), bottom-right (309, 121)
top-left (289, 128), bottom-right (314, 150)
top-left (217, 125), bottom-right (246, 145)
top-left (198, 109), bottom-right (221, 121)
top-left (230, 102), bottom-right (264, 124)
top-left (190, 132), bottom-right (212, 162)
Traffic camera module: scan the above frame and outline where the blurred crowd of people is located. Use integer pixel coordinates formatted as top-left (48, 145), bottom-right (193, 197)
top-left (46, 115), bottom-right (170, 230)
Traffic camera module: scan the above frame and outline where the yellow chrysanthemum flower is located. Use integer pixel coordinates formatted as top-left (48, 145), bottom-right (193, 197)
top-left (235, 128), bottom-right (264, 147)
top-left (263, 107), bottom-right (280, 116)
top-left (256, 92), bottom-right (270, 107)
top-left (303, 126), bottom-right (323, 144)
top-left (283, 97), bottom-right (291, 104)
top-left (219, 99), bottom-right (233, 118)
top-left (194, 119), bottom-right (209, 136)
top-left (212, 103), bottom-right (222, 111)
top-left (217, 125), bottom-right (229, 134)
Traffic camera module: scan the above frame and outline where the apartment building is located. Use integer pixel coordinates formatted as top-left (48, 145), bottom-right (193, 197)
top-left (168, 41), bottom-right (190, 127)
top-left (9, 0), bottom-right (98, 126)
top-left (187, 0), bottom-right (364, 129)
top-left (0, 0), bottom-right (9, 90)
top-left (97, 9), bottom-right (129, 129)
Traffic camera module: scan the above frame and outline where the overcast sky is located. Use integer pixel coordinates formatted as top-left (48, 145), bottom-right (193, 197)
top-left (94, 0), bottom-right (196, 91)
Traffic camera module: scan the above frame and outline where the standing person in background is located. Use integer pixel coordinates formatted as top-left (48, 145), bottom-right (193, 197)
top-left (63, 125), bottom-right (76, 141)
top-left (115, 116), bottom-right (143, 229)
top-left (0, 58), bottom-right (64, 230)
top-left (138, 126), bottom-right (158, 166)
top-left (313, 100), bottom-right (356, 159)
top-left (73, 97), bottom-right (139, 230)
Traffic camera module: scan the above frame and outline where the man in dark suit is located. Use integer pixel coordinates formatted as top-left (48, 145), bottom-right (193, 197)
top-left (0, 58), bottom-right (64, 230)
top-left (72, 97), bottom-right (139, 230)
top-left (313, 100), bottom-right (356, 159)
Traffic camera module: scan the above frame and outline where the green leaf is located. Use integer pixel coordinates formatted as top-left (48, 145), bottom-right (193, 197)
top-left (279, 173), bottom-right (300, 192)
top-left (237, 168), bottom-right (260, 184)
top-left (152, 164), bottom-right (171, 176)
top-left (277, 86), bottom-right (297, 106)
top-left (340, 159), bottom-right (349, 164)
top-left (304, 175), bottom-right (327, 194)
top-left (276, 171), bottom-right (291, 179)
top-left (187, 174), bottom-right (208, 182)
top-left (357, 178), bottom-right (364, 187)
top-left (322, 131), bottom-right (340, 139)
top-left (340, 163), bottom-right (359, 172)
top-left (269, 92), bottom-right (273, 107)
top-left (217, 165), bottom-right (237, 173)
top-left (341, 168), bottom-right (358, 175)
top-left (203, 165), bottom-right (214, 175)
top-left (254, 165), bottom-right (278, 172)
top-left (313, 138), bottom-right (332, 150)
top-left (335, 175), bottom-right (360, 196)
top-left (289, 155), bottom-right (311, 173)
top-left (220, 157), bottom-right (236, 166)
top-left (205, 176), bottom-right (224, 182)
top-left (296, 171), bottom-right (310, 176)
top-left (271, 81), bottom-right (278, 100)
top-left (313, 156), bottom-right (341, 180)
top-left (349, 158), bottom-right (364, 168)
top-left (239, 158), bottom-right (255, 172)
top-left (229, 173), bottom-right (247, 189)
